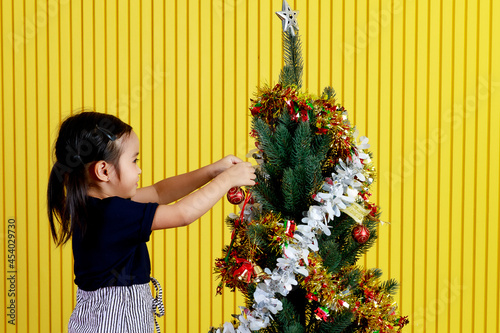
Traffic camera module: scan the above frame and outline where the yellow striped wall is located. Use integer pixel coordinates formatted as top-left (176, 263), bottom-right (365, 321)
top-left (1, 0), bottom-right (499, 332)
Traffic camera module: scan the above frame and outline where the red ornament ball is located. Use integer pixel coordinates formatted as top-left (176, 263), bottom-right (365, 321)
top-left (227, 186), bottom-right (245, 205)
top-left (352, 224), bottom-right (370, 244)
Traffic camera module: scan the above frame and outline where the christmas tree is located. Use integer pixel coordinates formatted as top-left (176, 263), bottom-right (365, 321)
top-left (210, 2), bottom-right (408, 332)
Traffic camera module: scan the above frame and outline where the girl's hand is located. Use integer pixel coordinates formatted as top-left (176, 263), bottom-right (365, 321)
top-left (219, 161), bottom-right (256, 188)
top-left (210, 155), bottom-right (244, 178)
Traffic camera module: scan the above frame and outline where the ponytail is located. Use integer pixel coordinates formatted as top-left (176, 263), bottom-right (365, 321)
top-left (47, 111), bottom-right (132, 246)
top-left (47, 163), bottom-right (66, 245)
top-left (47, 161), bottom-right (89, 246)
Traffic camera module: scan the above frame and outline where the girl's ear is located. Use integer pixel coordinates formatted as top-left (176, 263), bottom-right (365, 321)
top-left (92, 160), bottom-right (111, 182)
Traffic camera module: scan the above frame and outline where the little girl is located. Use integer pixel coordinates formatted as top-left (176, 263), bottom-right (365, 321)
top-left (47, 111), bottom-right (256, 332)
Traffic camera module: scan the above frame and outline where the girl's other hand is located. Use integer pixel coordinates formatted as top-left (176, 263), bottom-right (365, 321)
top-left (210, 154), bottom-right (243, 178)
top-left (219, 161), bottom-right (256, 188)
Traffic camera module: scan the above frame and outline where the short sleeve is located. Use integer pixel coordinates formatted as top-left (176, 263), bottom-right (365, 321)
top-left (102, 197), bottom-right (159, 244)
top-left (138, 201), bottom-right (158, 241)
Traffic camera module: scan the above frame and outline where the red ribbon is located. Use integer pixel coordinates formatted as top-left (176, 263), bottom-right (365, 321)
top-left (285, 220), bottom-right (296, 237)
top-left (233, 258), bottom-right (255, 284)
top-left (306, 292), bottom-right (318, 301)
top-left (314, 308), bottom-right (328, 321)
top-left (224, 190), bottom-right (253, 264)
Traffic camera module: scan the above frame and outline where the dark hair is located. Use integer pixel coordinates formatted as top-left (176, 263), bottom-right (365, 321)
top-left (47, 111), bottom-right (132, 246)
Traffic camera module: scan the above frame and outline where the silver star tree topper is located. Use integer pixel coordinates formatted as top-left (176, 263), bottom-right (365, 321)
top-left (275, 0), bottom-right (299, 36)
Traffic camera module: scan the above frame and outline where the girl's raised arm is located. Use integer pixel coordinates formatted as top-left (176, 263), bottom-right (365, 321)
top-left (132, 155), bottom-right (243, 204)
top-left (150, 161), bottom-right (255, 230)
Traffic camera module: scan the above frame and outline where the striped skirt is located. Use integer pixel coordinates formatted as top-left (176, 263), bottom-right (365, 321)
top-left (68, 277), bottom-right (164, 333)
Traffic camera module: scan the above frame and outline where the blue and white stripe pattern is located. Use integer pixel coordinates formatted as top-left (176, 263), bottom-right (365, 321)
top-left (68, 278), bottom-right (165, 333)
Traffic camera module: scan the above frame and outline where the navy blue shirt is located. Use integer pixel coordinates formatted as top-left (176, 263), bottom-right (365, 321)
top-left (72, 196), bottom-right (159, 291)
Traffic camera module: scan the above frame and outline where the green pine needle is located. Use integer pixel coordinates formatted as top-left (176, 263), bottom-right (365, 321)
top-left (322, 86), bottom-right (336, 100)
top-left (379, 278), bottom-right (400, 295)
top-left (318, 310), bottom-right (354, 333)
top-left (279, 31), bottom-right (304, 89)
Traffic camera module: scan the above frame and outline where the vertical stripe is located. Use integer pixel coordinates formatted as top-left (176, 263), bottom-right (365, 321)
top-left (209, 0), bottom-right (214, 326)
top-left (367, 0), bottom-right (370, 146)
top-left (488, 1), bottom-right (499, 330)
top-left (483, 0), bottom-right (491, 327)
top-left (149, 0), bottom-right (154, 274)
top-left (127, 0), bottom-right (131, 124)
top-left (375, 0), bottom-right (381, 269)
top-left (305, 0), bottom-right (309, 89)
top-left (198, 0), bottom-right (203, 329)
top-left (472, 0), bottom-right (480, 330)
top-left (342, 0), bottom-right (345, 102)
top-left (81, 0), bottom-right (84, 105)
top-left (448, 0), bottom-right (456, 330)
top-left (257, 0), bottom-right (260, 86)
top-left (47, 0), bottom-right (53, 330)
top-left (362, 0), bottom-right (367, 269)
top-left (10, 2), bottom-right (19, 332)
top-left (185, 0), bottom-right (190, 330)
top-left (412, 0), bottom-right (418, 324)
top-left (174, 0), bottom-right (179, 330)
top-left (330, 0), bottom-right (333, 85)
top-left (69, 0), bottom-right (73, 111)
top-left (269, 0), bottom-right (272, 82)
top-left (22, 0), bottom-right (28, 329)
top-left (245, 0), bottom-right (249, 162)
top-left (93, 0), bottom-right (96, 107)
top-left (353, 0), bottom-right (357, 125)
top-left (318, 0), bottom-right (321, 90)
top-left (388, 0), bottom-right (393, 281)
top-left (34, 0), bottom-right (40, 329)
top-left (139, 0), bottom-right (143, 157)
top-left (161, 0), bottom-right (167, 329)
top-left (57, 0), bottom-right (63, 328)
top-left (460, 1), bottom-right (468, 330)
top-left (104, 0), bottom-right (107, 113)
top-left (435, 0), bottom-right (443, 329)
top-left (424, 0), bottom-right (431, 330)
top-left (399, 0), bottom-right (406, 313)
top-left (221, 0), bottom-right (226, 321)
top-left (68, 283), bottom-right (156, 332)
top-left (116, 0), bottom-right (119, 115)
top-left (1, 0), bottom-right (5, 331)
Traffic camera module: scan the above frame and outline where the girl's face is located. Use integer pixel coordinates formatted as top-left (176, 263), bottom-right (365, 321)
top-left (112, 130), bottom-right (141, 198)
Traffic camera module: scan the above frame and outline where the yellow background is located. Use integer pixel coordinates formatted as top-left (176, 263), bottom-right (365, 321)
top-left (1, 0), bottom-right (499, 332)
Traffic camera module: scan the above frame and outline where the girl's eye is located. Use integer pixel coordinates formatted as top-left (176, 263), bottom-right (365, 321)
top-left (134, 158), bottom-right (140, 164)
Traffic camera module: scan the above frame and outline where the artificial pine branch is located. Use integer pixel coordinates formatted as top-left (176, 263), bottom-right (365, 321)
top-left (276, 298), bottom-right (304, 332)
top-left (244, 283), bottom-right (257, 309)
top-left (369, 268), bottom-right (383, 279)
top-left (303, 156), bottom-right (323, 197)
top-left (246, 224), bottom-right (270, 248)
top-left (322, 86), bottom-right (336, 100)
top-left (282, 168), bottom-right (296, 214)
top-left (293, 165), bottom-right (307, 211)
top-left (279, 31), bottom-right (304, 89)
top-left (274, 123), bottom-right (293, 166)
top-left (254, 118), bottom-right (281, 166)
top-left (379, 278), bottom-right (400, 295)
top-left (318, 239), bottom-right (342, 275)
top-left (291, 122), bottom-right (312, 166)
top-left (224, 215), bottom-right (239, 230)
top-left (318, 310), bottom-right (354, 333)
